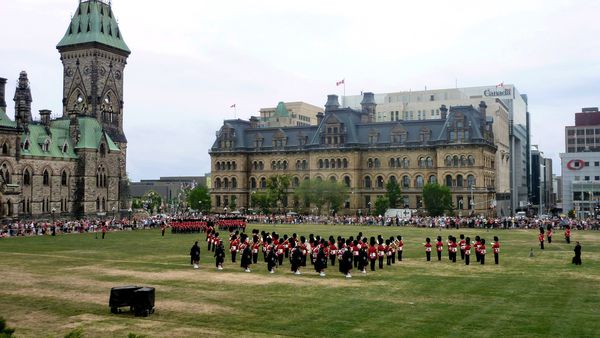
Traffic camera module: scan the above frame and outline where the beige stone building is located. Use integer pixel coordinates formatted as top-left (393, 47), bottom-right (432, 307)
top-left (259, 101), bottom-right (322, 127)
top-left (0, 0), bottom-right (130, 220)
top-left (210, 93), bottom-right (499, 216)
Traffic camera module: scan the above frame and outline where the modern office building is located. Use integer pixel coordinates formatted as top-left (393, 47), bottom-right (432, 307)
top-left (258, 101), bottom-right (322, 128)
top-left (530, 145), bottom-right (554, 214)
top-left (342, 85), bottom-right (530, 215)
top-left (561, 107), bottom-right (600, 218)
top-left (130, 176), bottom-right (207, 203)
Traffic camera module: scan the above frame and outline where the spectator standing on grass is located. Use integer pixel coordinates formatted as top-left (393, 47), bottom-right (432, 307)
top-left (190, 241), bottom-right (200, 269)
top-left (572, 242), bottom-right (582, 265)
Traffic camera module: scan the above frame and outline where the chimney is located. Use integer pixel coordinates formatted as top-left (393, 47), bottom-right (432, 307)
top-left (324, 95), bottom-right (339, 112)
top-left (0, 77), bottom-right (6, 108)
top-left (39, 110), bottom-right (51, 125)
top-left (440, 104), bottom-right (448, 119)
top-left (360, 92), bottom-right (377, 122)
top-left (478, 101), bottom-right (487, 121)
top-left (249, 116), bottom-right (259, 128)
top-left (316, 112), bottom-right (324, 125)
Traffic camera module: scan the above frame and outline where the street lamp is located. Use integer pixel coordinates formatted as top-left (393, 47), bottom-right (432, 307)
top-left (224, 206), bottom-right (228, 215)
top-left (112, 206), bottom-right (116, 221)
top-left (51, 207), bottom-right (56, 223)
top-left (367, 201), bottom-right (372, 216)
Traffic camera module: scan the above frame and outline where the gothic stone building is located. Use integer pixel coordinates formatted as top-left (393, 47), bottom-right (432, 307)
top-left (210, 93), bottom-right (499, 216)
top-left (0, 0), bottom-right (129, 219)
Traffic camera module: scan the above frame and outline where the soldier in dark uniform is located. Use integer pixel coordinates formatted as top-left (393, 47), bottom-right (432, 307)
top-left (573, 241), bottom-right (582, 265)
top-left (266, 238), bottom-right (277, 274)
top-left (315, 240), bottom-right (327, 277)
top-left (290, 240), bottom-right (302, 275)
top-left (341, 239), bottom-right (354, 278)
top-left (214, 241), bottom-right (225, 270)
top-left (190, 241), bottom-right (200, 269)
top-left (240, 234), bottom-right (252, 272)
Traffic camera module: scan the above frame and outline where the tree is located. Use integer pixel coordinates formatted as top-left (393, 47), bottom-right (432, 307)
top-left (251, 191), bottom-right (272, 214)
top-left (422, 183), bottom-right (453, 216)
top-left (187, 185), bottom-right (211, 212)
top-left (0, 316), bottom-right (15, 337)
top-left (385, 180), bottom-right (402, 208)
top-left (143, 190), bottom-right (162, 214)
top-left (374, 196), bottom-right (390, 217)
top-left (293, 179), bottom-right (349, 215)
top-left (266, 175), bottom-right (291, 209)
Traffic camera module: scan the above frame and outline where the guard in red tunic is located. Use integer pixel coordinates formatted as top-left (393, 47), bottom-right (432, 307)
top-left (546, 225), bottom-right (553, 244)
top-left (479, 238), bottom-right (487, 265)
top-left (368, 237), bottom-right (378, 271)
top-left (277, 241), bottom-right (286, 266)
top-left (424, 237), bottom-right (432, 261)
top-left (436, 236), bottom-right (444, 261)
top-left (377, 239), bottom-right (386, 269)
top-left (328, 237), bottom-right (337, 266)
top-left (459, 234), bottom-right (466, 260)
top-left (464, 237), bottom-right (471, 265)
top-left (538, 227), bottom-right (545, 250)
top-left (474, 236), bottom-right (482, 262)
top-left (386, 239), bottom-right (394, 266)
top-left (230, 235), bottom-right (239, 263)
top-left (449, 236), bottom-right (458, 263)
top-left (396, 235), bottom-right (404, 261)
top-left (564, 225), bottom-right (571, 244)
top-left (251, 235), bottom-right (260, 264)
top-left (492, 236), bottom-right (500, 264)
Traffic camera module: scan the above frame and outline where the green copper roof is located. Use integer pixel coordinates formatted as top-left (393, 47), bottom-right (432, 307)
top-left (275, 102), bottom-right (289, 118)
top-left (20, 124), bottom-right (78, 159)
top-left (74, 117), bottom-right (120, 151)
top-left (57, 0), bottom-right (130, 54)
top-left (0, 107), bottom-right (17, 128)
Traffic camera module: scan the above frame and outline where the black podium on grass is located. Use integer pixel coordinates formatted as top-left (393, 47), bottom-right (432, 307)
top-left (109, 286), bottom-right (155, 316)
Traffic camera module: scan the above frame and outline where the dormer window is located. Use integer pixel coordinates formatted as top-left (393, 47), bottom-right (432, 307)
top-left (22, 139), bottom-right (30, 151)
top-left (62, 143), bottom-right (68, 153)
top-left (42, 139), bottom-right (50, 152)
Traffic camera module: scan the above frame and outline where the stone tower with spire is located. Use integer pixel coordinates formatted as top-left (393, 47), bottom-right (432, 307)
top-left (57, 0), bottom-right (129, 144)
top-left (56, 0), bottom-right (131, 214)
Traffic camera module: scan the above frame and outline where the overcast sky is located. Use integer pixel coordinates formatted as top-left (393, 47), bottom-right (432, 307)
top-left (2, 0), bottom-right (599, 180)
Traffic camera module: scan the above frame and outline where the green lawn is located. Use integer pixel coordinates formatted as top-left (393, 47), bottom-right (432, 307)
top-left (0, 225), bottom-right (598, 338)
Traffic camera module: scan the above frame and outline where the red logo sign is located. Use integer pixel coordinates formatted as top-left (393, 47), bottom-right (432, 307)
top-left (566, 159), bottom-right (585, 170)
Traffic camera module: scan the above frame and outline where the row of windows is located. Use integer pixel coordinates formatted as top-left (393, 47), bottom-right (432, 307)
top-left (1, 164), bottom-right (69, 187)
top-left (567, 128), bottom-right (600, 136)
top-left (214, 177), bottom-right (238, 189)
top-left (318, 158), bottom-right (349, 169)
top-left (445, 155), bottom-right (476, 167)
top-left (215, 161), bottom-right (237, 171)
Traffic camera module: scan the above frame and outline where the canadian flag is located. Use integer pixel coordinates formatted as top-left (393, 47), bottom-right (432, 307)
top-left (336, 79), bottom-right (345, 86)
top-left (230, 104), bottom-right (236, 108)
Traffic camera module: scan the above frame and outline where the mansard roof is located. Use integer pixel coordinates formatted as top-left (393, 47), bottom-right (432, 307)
top-left (210, 104), bottom-right (492, 153)
top-left (57, 0), bottom-right (130, 54)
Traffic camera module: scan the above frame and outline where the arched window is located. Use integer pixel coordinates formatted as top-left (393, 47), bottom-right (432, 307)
top-left (271, 161), bottom-right (276, 170)
top-left (419, 157), bottom-right (425, 168)
top-left (445, 155), bottom-right (452, 166)
top-left (296, 160), bottom-right (301, 170)
top-left (389, 176), bottom-right (397, 185)
top-left (215, 178), bottom-right (222, 189)
top-left (402, 175), bottom-right (410, 188)
top-left (468, 155), bottom-right (475, 166)
top-left (259, 161), bottom-right (264, 170)
top-left (389, 158), bottom-right (396, 168)
top-left (216, 162), bottom-right (221, 171)
top-left (223, 178), bottom-right (229, 188)
top-left (231, 177), bottom-right (237, 189)
top-left (445, 174), bottom-right (453, 187)
top-left (374, 158), bottom-right (381, 168)
top-left (460, 155), bottom-right (466, 167)
top-left (99, 143), bottom-right (106, 158)
top-left (0, 163), bottom-right (10, 184)
top-left (318, 159), bottom-right (323, 169)
top-left (23, 169), bottom-right (31, 186)
top-left (232, 162), bottom-right (237, 170)
top-left (329, 176), bottom-right (337, 182)
top-left (453, 155), bottom-right (459, 167)
top-left (96, 197), bottom-right (100, 211)
top-left (325, 159), bottom-right (330, 169)
top-left (344, 176), bottom-right (351, 187)
top-left (1, 143), bottom-right (8, 155)
top-left (330, 159), bottom-right (336, 169)
top-left (61, 171), bottom-right (68, 186)
top-left (250, 177), bottom-right (257, 189)
top-left (43, 169), bottom-right (50, 186)
top-left (260, 177), bottom-right (267, 189)
top-left (367, 158), bottom-right (374, 168)
top-left (456, 174), bottom-right (464, 187)
top-left (428, 175), bottom-right (437, 184)
top-left (303, 160), bottom-right (308, 170)
top-left (402, 158), bottom-right (409, 169)
top-left (467, 175), bottom-right (476, 188)
top-left (343, 158), bottom-right (348, 168)
top-left (364, 176), bottom-right (372, 189)
top-left (415, 175), bottom-right (424, 188)
top-left (337, 159), bottom-right (342, 168)
top-left (427, 157), bottom-right (433, 168)
top-left (376, 176), bottom-right (384, 189)
top-left (293, 177), bottom-right (300, 187)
